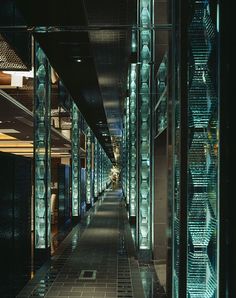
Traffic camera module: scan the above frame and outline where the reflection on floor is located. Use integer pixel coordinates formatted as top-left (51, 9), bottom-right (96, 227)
top-left (51, 220), bottom-right (73, 256)
top-left (17, 189), bottom-right (166, 298)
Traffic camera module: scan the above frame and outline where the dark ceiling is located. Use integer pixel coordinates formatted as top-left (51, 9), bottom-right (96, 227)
top-left (14, 0), bottom-right (136, 162)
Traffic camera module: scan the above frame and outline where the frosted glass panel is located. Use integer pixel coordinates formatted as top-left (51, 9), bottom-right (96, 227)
top-left (86, 126), bottom-right (92, 204)
top-left (71, 102), bottom-right (80, 216)
top-left (129, 64), bottom-right (137, 217)
top-left (138, 0), bottom-right (153, 251)
top-left (187, 1), bottom-right (219, 297)
top-left (34, 43), bottom-right (51, 249)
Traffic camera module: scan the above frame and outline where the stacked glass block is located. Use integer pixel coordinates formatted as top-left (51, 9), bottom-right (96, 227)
top-left (94, 138), bottom-right (98, 198)
top-left (156, 55), bottom-right (168, 136)
top-left (121, 123), bottom-right (127, 198)
top-left (86, 126), bottom-right (92, 204)
top-left (187, 1), bottom-right (218, 297)
top-left (71, 102), bottom-right (80, 216)
top-left (98, 144), bottom-right (102, 194)
top-left (138, 0), bottom-right (152, 249)
top-left (126, 96), bottom-right (130, 205)
top-left (34, 44), bottom-right (51, 248)
top-left (129, 64), bottom-right (137, 217)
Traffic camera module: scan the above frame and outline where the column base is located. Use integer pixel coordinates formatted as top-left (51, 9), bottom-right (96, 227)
top-left (137, 249), bottom-right (152, 263)
top-left (129, 216), bottom-right (136, 225)
top-left (86, 203), bottom-right (91, 211)
top-left (72, 215), bottom-right (81, 225)
top-left (34, 247), bottom-right (51, 268)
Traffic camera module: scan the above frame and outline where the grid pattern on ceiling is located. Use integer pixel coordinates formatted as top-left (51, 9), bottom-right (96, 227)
top-left (89, 30), bottom-right (129, 137)
top-left (0, 34), bottom-right (28, 71)
top-left (84, 0), bottom-right (135, 137)
top-left (84, 0), bottom-right (131, 25)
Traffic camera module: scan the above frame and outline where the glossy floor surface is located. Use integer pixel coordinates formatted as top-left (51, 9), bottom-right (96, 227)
top-left (17, 189), bottom-right (166, 298)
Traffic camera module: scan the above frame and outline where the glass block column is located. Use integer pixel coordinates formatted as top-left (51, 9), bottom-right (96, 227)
top-left (98, 143), bottom-right (102, 194)
top-left (71, 102), bottom-right (81, 220)
top-left (122, 107), bottom-right (127, 199)
top-left (126, 96), bottom-right (130, 206)
top-left (186, 1), bottom-right (219, 297)
top-left (172, 65), bottom-right (181, 297)
top-left (129, 64), bottom-right (137, 220)
top-left (137, 0), bottom-right (153, 257)
top-left (94, 138), bottom-right (98, 199)
top-left (102, 150), bottom-right (106, 190)
top-left (34, 43), bottom-right (51, 250)
top-left (86, 126), bottom-right (92, 209)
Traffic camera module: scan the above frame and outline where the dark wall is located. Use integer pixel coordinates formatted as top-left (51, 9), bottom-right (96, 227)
top-left (0, 152), bottom-right (31, 297)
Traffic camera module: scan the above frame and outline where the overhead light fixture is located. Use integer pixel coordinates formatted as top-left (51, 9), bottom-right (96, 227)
top-left (76, 58), bottom-right (82, 63)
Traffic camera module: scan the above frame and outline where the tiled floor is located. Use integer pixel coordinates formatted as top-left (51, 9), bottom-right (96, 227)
top-left (17, 189), bottom-right (165, 298)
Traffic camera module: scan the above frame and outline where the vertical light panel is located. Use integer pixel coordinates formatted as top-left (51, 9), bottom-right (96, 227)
top-left (86, 126), bottom-right (92, 205)
top-left (138, 0), bottom-right (153, 252)
top-left (122, 109), bottom-right (127, 198)
top-left (155, 55), bottom-right (168, 137)
top-left (98, 143), bottom-right (102, 194)
top-left (126, 96), bottom-right (130, 205)
top-left (71, 102), bottom-right (80, 217)
top-left (172, 76), bottom-right (181, 297)
top-left (102, 150), bottom-right (106, 190)
top-left (129, 64), bottom-right (137, 218)
top-left (34, 43), bottom-right (51, 249)
top-left (94, 138), bottom-right (98, 198)
top-left (187, 1), bottom-right (219, 297)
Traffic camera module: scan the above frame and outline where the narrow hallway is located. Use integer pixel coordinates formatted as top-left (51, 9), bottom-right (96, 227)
top-left (17, 189), bottom-right (165, 298)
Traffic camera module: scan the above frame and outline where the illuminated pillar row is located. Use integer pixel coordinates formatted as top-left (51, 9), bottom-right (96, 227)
top-left (71, 102), bottom-right (81, 217)
top-left (129, 64), bottom-right (137, 218)
top-left (86, 126), bottom-right (93, 206)
top-left (34, 43), bottom-right (51, 249)
top-left (138, 0), bottom-right (153, 252)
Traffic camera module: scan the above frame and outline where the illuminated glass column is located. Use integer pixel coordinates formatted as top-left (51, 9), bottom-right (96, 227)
top-left (34, 43), bottom-right (51, 250)
top-left (122, 109), bottom-right (127, 199)
top-left (186, 1), bottom-right (219, 297)
top-left (102, 150), bottom-right (106, 190)
top-left (129, 64), bottom-right (137, 220)
top-left (86, 126), bottom-right (92, 209)
top-left (125, 96), bottom-right (130, 206)
top-left (98, 143), bottom-right (102, 194)
top-left (71, 102), bottom-right (81, 220)
top-left (137, 0), bottom-right (153, 257)
top-left (94, 138), bottom-right (98, 199)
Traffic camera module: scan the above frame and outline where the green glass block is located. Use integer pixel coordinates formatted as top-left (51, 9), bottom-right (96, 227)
top-left (71, 102), bottom-right (80, 216)
top-left (138, 0), bottom-right (152, 251)
top-left (34, 43), bottom-right (51, 249)
top-left (186, 1), bottom-right (219, 297)
top-left (86, 126), bottom-right (92, 204)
